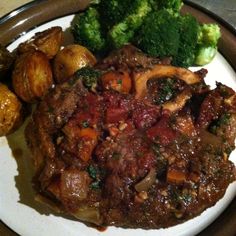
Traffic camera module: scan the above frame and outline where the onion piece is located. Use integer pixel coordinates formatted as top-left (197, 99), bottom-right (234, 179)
top-left (199, 129), bottom-right (222, 148)
top-left (34, 194), bottom-right (62, 213)
top-left (135, 168), bottom-right (156, 192)
top-left (72, 206), bottom-right (102, 225)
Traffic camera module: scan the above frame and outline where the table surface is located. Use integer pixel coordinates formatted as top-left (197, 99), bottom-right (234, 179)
top-left (0, 0), bottom-right (236, 235)
top-left (186, 0), bottom-right (236, 29)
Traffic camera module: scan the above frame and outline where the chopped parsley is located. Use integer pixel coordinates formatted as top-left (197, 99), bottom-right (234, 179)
top-left (47, 105), bottom-right (54, 113)
top-left (181, 193), bottom-right (192, 204)
top-left (152, 143), bottom-right (160, 156)
top-left (148, 77), bottom-right (185, 105)
top-left (76, 67), bottom-right (101, 89)
top-left (87, 165), bottom-right (98, 179)
top-left (209, 113), bottom-right (231, 134)
top-left (90, 180), bottom-right (101, 190)
top-left (87, 165), bottom-right (105, 190)
top-left (152, 144), bottom-right (167, 178)
top-left (154, 78), bottom-right (176, 105)
top-left (117, 79), bottom-right (122, 85)
top-left (219, 113), bottom-right (231, 125)
top-left (81, 120), bottom-right (89, 128)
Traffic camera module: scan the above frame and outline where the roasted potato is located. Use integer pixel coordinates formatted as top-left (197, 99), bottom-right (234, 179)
top-left (53, 44), bottom-right (97, 83)
top-left (0, 83), bottom-right (23, 136)
top-left (12, 51), bottom-right (53, 103)
top-left (18, 26), bottom-right (63, 59)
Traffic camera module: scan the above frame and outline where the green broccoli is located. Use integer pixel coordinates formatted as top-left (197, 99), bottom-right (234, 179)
top-left (194, 45), bottom-right (218, 66)
top-left (135, 10), bottom-right (180, 58)
top-left (108, 0), bottom-right (152, 49)
top-left (150, 0), bottom-right (183, 12)
top-left (71, 7), bottom-right (106, 53)
top-left (107, 22), bottom-right (134, 49)
top-left (160, 0), bottom-right (183, 11)
top-left (70, 0), bottom-right (220, 67)
top-left (194, 24), bottom-right (221, 65)
top-left (75, 67), bottom-right (101, 89)
top-left (173, 14), bottom-right (199, 67)
top-left (99, 0), bottom-right (133, 29)
top-left (197, 24), bottom-right (221, 46)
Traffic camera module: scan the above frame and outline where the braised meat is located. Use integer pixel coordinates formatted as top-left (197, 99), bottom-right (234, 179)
top-left (25, 46), bottom-right (236, 229)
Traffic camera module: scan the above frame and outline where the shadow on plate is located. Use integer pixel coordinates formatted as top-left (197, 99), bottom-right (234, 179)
top-left (6, 119), bottom-right (76, 222)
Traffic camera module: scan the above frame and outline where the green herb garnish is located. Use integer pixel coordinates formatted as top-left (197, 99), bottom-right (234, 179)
top-left (90, 181), bottom-right (101, 190)
top-left (81, 120), bottom-right (89, 128)
top-left (87, 165), bottom-right (98, 179)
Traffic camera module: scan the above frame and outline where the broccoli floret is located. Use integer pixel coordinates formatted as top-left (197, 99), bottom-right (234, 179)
top-left (70, 0), bottom-right (220, 67)
top-left (71, 7), bottom-right (106, 52)
top-left (194, 23), bottom-right (221, 65)
top-left (99, 0), bottom-right (133, 29)
top-left (135, 10), bottom-right (180, 58)
top-left (159, 0), bottom-right (183, 11)
top-left (108, 0), bottom-right (152, 49)
top-left (108, 22), bottom-right (134, 49)
top-left (150, 0), bottom-right (183, 12)
top-left (173, 14), bottom-right (199, 67)
top-left (197, 24), bottom-right (221, 46)
top-left (75, 67), bottom-right (101, 89)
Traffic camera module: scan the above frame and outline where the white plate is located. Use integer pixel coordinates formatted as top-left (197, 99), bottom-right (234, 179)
top-left (0, 15), bottom-right (236, 236)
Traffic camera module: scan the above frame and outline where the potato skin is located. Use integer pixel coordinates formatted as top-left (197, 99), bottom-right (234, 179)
top-left (12, 51), bottom-right (53, 103)
top-left (53, 44), bottom-right (97, 83)
top-left (18, 26), bottom-right (63, 59)
top-left (0, 83), bottom-right (22, 136)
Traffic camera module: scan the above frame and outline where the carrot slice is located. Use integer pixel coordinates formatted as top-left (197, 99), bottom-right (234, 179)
top-left (101, 70), bottom-right (132, 93)
top-left (79, 128), bottom-right (98, 140)
top-left (167, 169), bottom-right (186, 184)
top-left (78, 128), bottom-right (98, 162)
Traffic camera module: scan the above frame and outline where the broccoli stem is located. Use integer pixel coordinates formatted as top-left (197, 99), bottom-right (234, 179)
top-left (194, 46), bottom-right (217, 66)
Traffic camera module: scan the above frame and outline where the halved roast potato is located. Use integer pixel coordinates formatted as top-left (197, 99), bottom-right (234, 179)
top-left (53, 44), bottom-right (97, 83)
top-left (12, 50), bottom-right (53, 103)
top-left (18, 26), bottom-right (63, 59)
